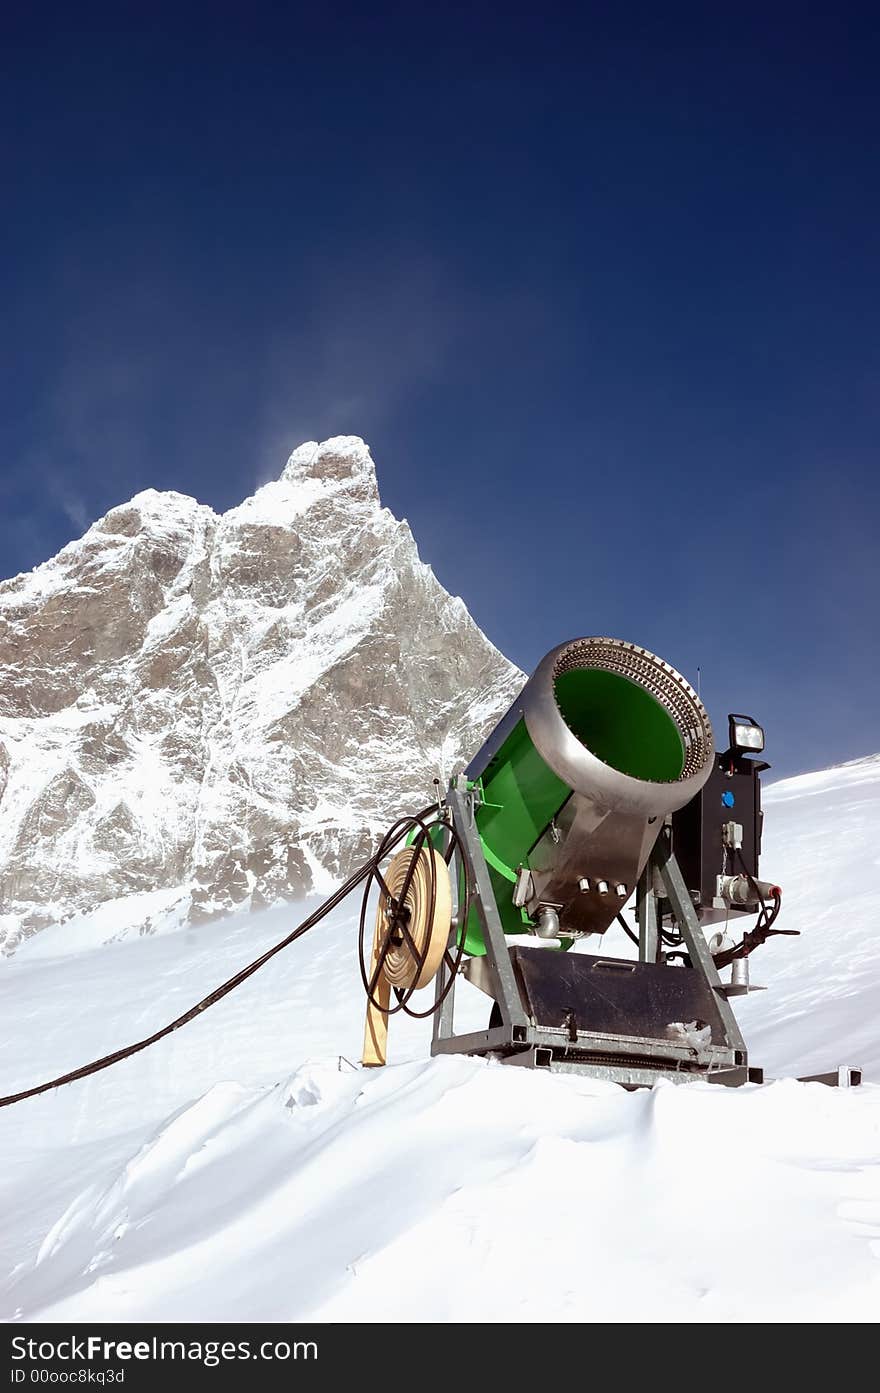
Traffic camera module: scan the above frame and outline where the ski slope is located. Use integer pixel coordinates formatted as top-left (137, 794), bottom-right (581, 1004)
top-left (1, 756), bottom-right (879, 1322)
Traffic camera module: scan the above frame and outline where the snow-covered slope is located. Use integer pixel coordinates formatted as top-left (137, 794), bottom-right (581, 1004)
top-left (1, 755), bottom-right (879, 1322)
top-left (0, 438), bottom-right (522, 950)
top-left (734, 754), bottom-right (880, 1079)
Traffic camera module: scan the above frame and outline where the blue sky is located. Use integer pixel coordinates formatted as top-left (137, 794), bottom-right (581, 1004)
top-left (2, 3), bottom-right (878, 778)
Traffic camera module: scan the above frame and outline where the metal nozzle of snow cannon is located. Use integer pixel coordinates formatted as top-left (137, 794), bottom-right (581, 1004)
top-left (461, 637), bottom-right (715, 950)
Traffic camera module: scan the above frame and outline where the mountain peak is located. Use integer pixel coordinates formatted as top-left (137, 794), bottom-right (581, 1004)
top-left (0, 437), bottom-right (522, 950)
top-left (97, 489), bottom-right (213, 538)
top-left (280, 435), bottom-right (380, 506)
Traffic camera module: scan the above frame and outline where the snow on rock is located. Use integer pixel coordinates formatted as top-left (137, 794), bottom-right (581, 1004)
top-left (0, 437), bottom-right (522, 950)
top-left (1, 752), bottom-right (880, 1321)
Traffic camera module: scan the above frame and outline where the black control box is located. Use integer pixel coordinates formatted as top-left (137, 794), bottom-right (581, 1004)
top-left (671, 749), bottom-right (768, 923)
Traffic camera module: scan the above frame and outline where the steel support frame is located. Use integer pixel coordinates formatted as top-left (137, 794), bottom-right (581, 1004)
top-left (650, 829), bottom-right (748, 1063)
top-left (431, 778), bottom-right (528, 1052)
top-left (431, 781), bottom-right (748, 1086)
top-left (636, 855), bottom-right (660, 963)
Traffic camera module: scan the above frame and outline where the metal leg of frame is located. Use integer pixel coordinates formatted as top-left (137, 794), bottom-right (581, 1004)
top-left (431, 921), bottom-right (458, 1048)
top-left (653, 833), bottom-right (747, 1061)
top-left (444, 779), bottom-right (529, 1031)
top-left (431, 819), bottom-right (459, 1047)
top-left (636, 862), bottom-right (660, 963)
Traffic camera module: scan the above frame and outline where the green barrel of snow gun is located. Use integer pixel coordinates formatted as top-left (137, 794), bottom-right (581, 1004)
top-left (459, 637), bottom-right (715, 953)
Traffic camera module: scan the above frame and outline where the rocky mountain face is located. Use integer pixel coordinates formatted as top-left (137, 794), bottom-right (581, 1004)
top-left (0, 438), bottom-right (522, 950)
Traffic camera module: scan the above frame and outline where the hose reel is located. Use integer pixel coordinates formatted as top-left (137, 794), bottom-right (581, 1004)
top-left (361, 844), bottom-right (453, 1066)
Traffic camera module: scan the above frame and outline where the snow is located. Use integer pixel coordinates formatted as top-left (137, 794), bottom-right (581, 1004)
top-left (235, 580), bottom-right (389, 731)
top-left (2, 755), bottom-right (880, 1322)
top-left (735, 754), bottom-right (880, 1080)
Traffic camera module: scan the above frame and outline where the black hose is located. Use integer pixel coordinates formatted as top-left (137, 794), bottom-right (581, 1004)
top-left (616, 912), bottom-right (640, 947)
top-left (0, 803), bottom-right (443, 1109)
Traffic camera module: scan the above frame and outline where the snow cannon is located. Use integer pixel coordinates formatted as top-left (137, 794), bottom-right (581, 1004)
top-left (457, 637), bottom-right (715, 952)
top-left (361, 635), bottom-right (859, 1090)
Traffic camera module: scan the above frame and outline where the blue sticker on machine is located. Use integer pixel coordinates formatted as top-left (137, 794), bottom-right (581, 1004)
top-left (721, 791), bottom-right (735, 808)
